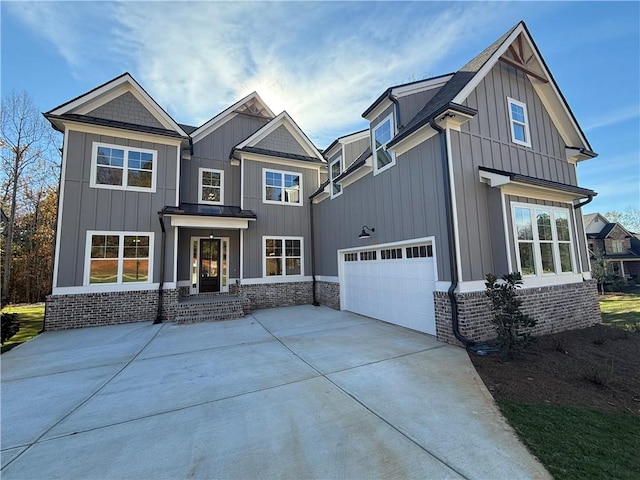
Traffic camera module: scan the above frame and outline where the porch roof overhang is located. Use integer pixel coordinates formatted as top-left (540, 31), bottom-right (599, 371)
top-left (162, 204), bottom-right (256, 229)
top-left (479, 166), bottom-right (596, 204)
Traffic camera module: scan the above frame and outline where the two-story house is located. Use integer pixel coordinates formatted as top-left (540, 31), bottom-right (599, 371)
top-left (585, 213), bottom-right (640, 280)
top-left (45, 21), bottom-right (602, 346)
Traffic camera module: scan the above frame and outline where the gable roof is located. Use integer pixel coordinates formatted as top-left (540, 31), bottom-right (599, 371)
top-left (388, 21), bottom-right (596, 156)
top-left (46, 72), bottom-right (188, 137)
top-left (190, 92), bottom-right (275, 143)
top-left (233, 111), bottom-right (325, 162)
top-left (323, 128), bottom-right (369, 158)
top-left (583, 212), bottom-right (610, 233)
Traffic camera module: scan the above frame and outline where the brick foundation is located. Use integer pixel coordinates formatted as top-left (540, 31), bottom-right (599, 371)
top-left (315, 281), bottom-right (340, 310)
top-left (236, 281), bottom-right (313, 310)
top-left (434, 280), bottom-right (601, 346)
top-left (45, 288), bottom-right (179, 330)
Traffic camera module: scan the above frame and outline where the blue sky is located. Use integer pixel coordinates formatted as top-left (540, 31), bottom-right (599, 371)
top-left (2, 1), bottom-right (638, 215)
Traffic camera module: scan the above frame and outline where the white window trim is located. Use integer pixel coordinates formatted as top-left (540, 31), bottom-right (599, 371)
top-left (262, 236), bottom-right (304, 278)
top-left (84, 231), bottom-right (154, 286)
top-left (511, 202), bottom-right (576, 278)
top-left (89, 142), bottom-right (158, 192)
top-left (262, 168), bottom-right (303, 206)
top-left (330, 155), bottom-right (343, 199)
top-left (507, 97), bottom-right (532, 148)
top-left (372, 113), bottom-right (396, 175)
top-left (198, 167), bottom-right (224, 205)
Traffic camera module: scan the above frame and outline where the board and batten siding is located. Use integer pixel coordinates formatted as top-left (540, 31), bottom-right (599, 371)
top-left (183, 114), bottom-right (269, 205)
top-left (397, 88), bottom-right (440, 130)
top-left (343, 137), bottom-right (370, 165)
top-left (242, 159), bottom-right (319, 279)
top-left (57, 130), bottom-right (177, 287)
top-left (314, 134), bottom-right (451, 281)
top-left (449, 61), bottom-right (584, 282)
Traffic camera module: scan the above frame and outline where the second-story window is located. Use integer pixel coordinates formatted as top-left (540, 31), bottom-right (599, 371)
top-left (199, 168), bottom-right (224, 204)
top-left (507, 97), bottom-right (531, 147)
top-left (91, 142), bottom-right (157, 192)
top-left (330, 156), bottom-right (342, 198)
top-left (373, 113), bottom-right (395, 174)
top-left (263, 168), bottom-right (302, 206)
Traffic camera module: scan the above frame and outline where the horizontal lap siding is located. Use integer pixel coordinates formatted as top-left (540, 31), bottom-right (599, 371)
top-left (184, 115), bottom-right (269, 205)
top-left (314, 135), bottom-right (450, 281)
top-left (58, 130), bottom-right (177, 287)
top-left (451, 61), bottom-right (581, 281)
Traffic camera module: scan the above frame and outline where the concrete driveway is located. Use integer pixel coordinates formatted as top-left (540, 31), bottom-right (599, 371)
top-left (1, 305), bottom-right (549, 479)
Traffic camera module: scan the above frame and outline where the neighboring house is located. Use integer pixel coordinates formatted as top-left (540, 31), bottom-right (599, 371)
top-left (45, 21), bottom-right (602, 346)
top-left (584, 213), bottom-right (640, 280)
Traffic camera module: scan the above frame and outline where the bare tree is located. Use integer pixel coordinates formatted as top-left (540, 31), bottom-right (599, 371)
top-left (604, 207), bottom-right (640, 233)
top-left (1, 91), bottom-right (58, 303)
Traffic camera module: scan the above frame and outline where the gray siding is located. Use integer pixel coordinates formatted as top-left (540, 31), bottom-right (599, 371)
top-left (398, 88), bottom-right (439, 128)
top-left (184, 114), bottom-right (269, 205)
top-left (57, 130), bottom-right (178, 287)
top-left (314, 135), bottom-right (451, 281)
top-left (242, 160), bottom-right (320, 279)
top-left (87, 92), bottom-right (165, 129)
top-left (343, 137), bottom-right (370, 165)
top-left (176, 228), bottom-right (240, 282)
top-left (450, 61), bottom-right (582, 281)
top-left (255, 125), bottom-right (309, 157)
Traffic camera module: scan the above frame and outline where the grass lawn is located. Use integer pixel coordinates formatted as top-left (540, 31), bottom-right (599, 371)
top-left (1, 304), bottom-right (45, 353)
top-left (599, 292), bottom-right (640, 331)
top-left (499, 401), bottom-right (640, 480)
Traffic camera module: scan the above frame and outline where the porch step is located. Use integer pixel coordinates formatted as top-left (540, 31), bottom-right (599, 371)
top-left (174, 295), bottom-right (246, 324)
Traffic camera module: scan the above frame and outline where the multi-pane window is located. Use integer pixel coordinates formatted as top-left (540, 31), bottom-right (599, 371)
top-left (405, 245), bottom-right (432, 258)
top-left (344, 252), bottom-right (358, 262)
top-left (611, 240), bottom-right (625, 254)
top-left (265, 237), bottom-right (303, 277)
top-left (264, 169), bottom-right (301, 205)
top-left (359, 251), bottom-right (377, 261)
top-left (92, 143), bottom-right (156, 191)
top-left (372, 113), bottom-right (395, 173)
top-left (330, 157), bottom-right (342, 197)
top-left (512, 204), bottom-right (574, 276)
top-left (87, 232), bottom-right (152, 285)
top-left (199, 168), bottom-right (223, 204)
top-left (381, 248), bottom-right (402, 260)
top-left (507, 98), bottom-right (531, 147)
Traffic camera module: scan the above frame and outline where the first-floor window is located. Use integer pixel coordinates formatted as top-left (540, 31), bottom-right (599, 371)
top-left (86, 232), bottom-right (152, 284)
top-left (512, 203), bottom-right (574, 276)
top-left (264, 237), bottom-right (302, 277)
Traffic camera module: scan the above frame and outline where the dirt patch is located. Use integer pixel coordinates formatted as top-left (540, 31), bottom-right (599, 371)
top-left (470, 324), bottom-right (640, 415)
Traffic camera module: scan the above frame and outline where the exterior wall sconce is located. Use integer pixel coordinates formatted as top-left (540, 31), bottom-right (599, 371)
top-left (359, 226), bottom-right (375, 239)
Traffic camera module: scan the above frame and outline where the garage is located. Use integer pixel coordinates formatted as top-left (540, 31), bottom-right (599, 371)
top-left (339, 240), bottom-right (437, 335)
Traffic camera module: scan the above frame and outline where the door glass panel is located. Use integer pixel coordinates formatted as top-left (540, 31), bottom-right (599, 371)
top-left (191, 239), bottom-right (198, 288)
top-left (222, 240), bottom-right (228, 287)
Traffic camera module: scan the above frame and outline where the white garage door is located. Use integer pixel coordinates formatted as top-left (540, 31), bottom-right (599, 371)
top-left (340, 242), bottom-right (437, 335)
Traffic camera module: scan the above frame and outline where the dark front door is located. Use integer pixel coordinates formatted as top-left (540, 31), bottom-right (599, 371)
top-left (199, 239), bottom-right (221, 293)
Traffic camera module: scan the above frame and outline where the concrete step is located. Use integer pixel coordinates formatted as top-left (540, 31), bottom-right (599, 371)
top-left (174, 295), bottom-right (246, 324)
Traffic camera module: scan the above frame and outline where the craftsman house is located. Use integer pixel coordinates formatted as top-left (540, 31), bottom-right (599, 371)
top-left (585, 213), bottom-right (640, 281)
top-left (45, 21), bottom-right (601, 345)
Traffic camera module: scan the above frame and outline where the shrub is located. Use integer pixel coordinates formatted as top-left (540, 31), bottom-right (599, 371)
top-left (485, 272), bottom-right (537, 359)
top-left (582, 360), bottom-right (614, 387)
top-left (1, 313), bottom-right (20, 344)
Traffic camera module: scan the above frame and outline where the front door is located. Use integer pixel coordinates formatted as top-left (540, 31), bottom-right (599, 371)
top-left (199, 239), bottom-right (221, 293)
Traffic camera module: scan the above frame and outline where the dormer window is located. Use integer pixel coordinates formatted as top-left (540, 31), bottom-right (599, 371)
top-left (372, 113), bottom-right (395, 174)
top-left (330, 156), bottom-right (342, 198)
top-left (507, 98), bottom-right (531, 147)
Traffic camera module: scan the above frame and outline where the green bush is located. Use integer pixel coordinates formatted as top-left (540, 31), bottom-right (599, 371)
top-left (485, 272), bottom-right (537, 359)
top-left (1, 313), bottom-right (20, 344)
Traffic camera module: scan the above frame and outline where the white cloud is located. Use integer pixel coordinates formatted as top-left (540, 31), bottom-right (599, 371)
top-left (8, 1), bottom-right (500, 146)
top-left (584, 106), bottom-right (640, 132)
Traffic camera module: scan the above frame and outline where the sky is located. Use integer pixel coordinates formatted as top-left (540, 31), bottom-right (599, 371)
top-left (1, 1), bottom-right (638, 216)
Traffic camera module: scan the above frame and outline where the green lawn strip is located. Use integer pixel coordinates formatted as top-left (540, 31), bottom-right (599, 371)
top-left (498, 400), bottom-right (640, 480)
top-left (599, 293), bottom-right (640, 330)
top-left (1, 304), bottom-right (45, 352)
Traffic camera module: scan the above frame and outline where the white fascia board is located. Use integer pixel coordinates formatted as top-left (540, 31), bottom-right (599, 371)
top-left (479, 170), bottom-right (511, 187)
top-left (53, 73), bottom-right (187, 136)
top-left (239, 151), bottom-right (324, 171)
top-left (363, 98), bottom-right (393, 122)
top-left (388, 123), bottom-right (438, 157)
top-left (63, 121), bottom-right (184, 146)
top-left (191, 92), bottom-right (275, 143)
top-left (167, 215), bottom-right (254, 229)
top-left (340, 130), bottom-right (370, 143)
top-left (392, 75), bottom-right (454, 97)
top-left (501, 183), bottom-right (585, 204)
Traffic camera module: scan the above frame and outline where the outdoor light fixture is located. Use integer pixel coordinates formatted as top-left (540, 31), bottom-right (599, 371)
top-left (358, 226), bottom-right (375, 239)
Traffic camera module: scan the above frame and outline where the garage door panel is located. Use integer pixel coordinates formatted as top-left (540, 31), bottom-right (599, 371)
top-left (341, 246), bottom-right (436, 335)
